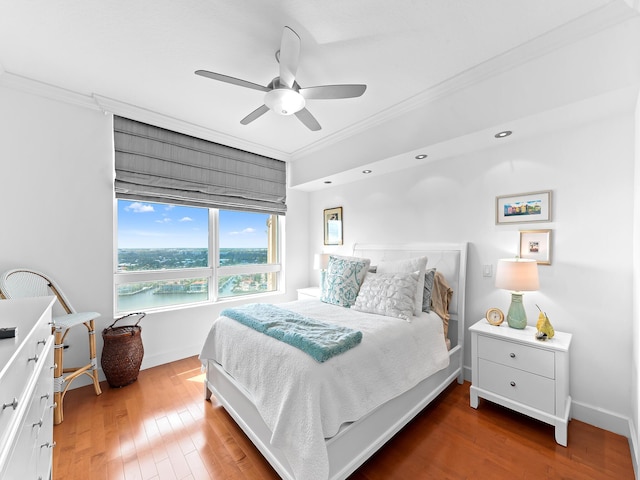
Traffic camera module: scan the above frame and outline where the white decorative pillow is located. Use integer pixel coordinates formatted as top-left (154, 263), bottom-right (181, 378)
top-left (321, 255), bottom-right (371, 308)
top-left (376, 256), bottom-right (428, 316)
top-left (351, 271), bottom-right (419, 321)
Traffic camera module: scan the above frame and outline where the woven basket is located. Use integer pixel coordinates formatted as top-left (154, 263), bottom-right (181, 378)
top-left (101, 312), bottom-right (146, 388)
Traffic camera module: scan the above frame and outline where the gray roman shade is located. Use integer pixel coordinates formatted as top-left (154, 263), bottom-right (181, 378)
top-left (114, 116), bottom-right (286, 214)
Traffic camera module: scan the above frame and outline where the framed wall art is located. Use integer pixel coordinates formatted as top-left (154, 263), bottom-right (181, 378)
top-left (496, 190), bottom-right (552, 224)
top-left (323, 207), bottom-right (343, 245)
top-left (519, 229), bottom-right (552, 265)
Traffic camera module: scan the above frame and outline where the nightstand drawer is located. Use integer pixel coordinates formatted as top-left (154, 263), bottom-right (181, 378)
top-left (478, 358), bottom-right (555, 413)
top-left (477, 335), bottom-right (555, 379)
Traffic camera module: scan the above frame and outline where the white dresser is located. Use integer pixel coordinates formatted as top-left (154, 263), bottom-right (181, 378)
top-left (469, 319), bottom-right (572, 446)
top-left (0, 296), bottom-right (56, 480)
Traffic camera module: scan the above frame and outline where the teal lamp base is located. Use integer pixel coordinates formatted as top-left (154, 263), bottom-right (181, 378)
top-left (507, 292), bottom-right (527, 329)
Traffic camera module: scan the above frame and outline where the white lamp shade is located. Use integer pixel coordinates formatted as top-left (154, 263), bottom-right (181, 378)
top-left (495, 258), bottom-right (539, 292)
top-left (313, 253), bottom-right (331, 270)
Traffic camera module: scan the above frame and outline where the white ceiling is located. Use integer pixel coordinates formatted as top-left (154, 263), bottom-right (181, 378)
top-left (1, 0), bottom-right (639, 189)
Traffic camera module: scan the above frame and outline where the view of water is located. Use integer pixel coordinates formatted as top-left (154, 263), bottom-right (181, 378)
top-left (117, 288), bottom-right (208, 311)
top-left (116, 248), bottom-right (274, 311)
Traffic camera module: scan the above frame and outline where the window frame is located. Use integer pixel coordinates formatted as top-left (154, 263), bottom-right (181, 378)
top-left (114, 200), bottom-right (284, 314)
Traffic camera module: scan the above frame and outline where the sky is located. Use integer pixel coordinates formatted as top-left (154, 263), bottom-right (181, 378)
top-left (117, 200), bottom-right (270, 249)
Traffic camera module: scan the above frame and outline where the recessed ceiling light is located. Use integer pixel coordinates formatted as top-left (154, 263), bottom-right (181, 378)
top-left (495, 130), bottom-right (512, 138)
top-left (415, 154), bottom-right (427, 159)
top-left (362, 169), bottom-right (372, 174)
top-left (324, 180), bottom-right (332, 184)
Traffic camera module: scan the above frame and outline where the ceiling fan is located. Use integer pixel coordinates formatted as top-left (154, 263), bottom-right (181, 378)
top-left (195, 26), bottom-right (367, 131)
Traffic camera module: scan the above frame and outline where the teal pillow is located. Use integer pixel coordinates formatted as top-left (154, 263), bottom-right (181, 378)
top-left (321, 255), bottom-right (371, 307)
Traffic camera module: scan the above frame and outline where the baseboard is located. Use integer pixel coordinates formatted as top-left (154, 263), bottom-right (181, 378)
top-left (139, 343), bottom-right (203, 371)
top-left (463, 365), bottom-right (633, 442)
top-left (630, 420), bottom-right (639, 479)
top-left (571, 399), bottom-right (631, 438)
top-left (66, 343), bottom-right (202, 390)
top-left (463, 365), bottom-right (472, 383)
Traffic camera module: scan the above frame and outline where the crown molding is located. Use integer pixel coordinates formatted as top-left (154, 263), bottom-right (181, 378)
top-left (0, 69), bottom-right (291, 161)
top-left (0, 71), bottom-right (100, 111)
top-left (1, 2), bottom-right (635, 163)
top-left (92, 95), bottom-right (291, 161)
top-left (290, 1), bottom-right (638, 160)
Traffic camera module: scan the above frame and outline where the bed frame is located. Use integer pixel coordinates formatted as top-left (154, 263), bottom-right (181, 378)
top-left (203, 242), bottom-right (467, 480)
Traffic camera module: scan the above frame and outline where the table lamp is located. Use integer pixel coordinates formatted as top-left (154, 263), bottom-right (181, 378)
top-left (495, 257), bottom-right (539, 329)
top-left (313, 253), bottom-right (331, 291)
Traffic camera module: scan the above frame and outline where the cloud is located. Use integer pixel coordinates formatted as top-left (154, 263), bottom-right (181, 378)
top-left (230, 227), bottom-right (257, 235)
top-left (179, 217), bottom-right (193, 222)
top-left (125, 202), bottom-right (155, 213)
top-left (155, 218), bottom-right (172, 223)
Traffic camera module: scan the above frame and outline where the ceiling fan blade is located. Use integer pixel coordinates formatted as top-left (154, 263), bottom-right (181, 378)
top-left (295, 108), bottom-right (321, 131)
top-left (195, 70), bottom-right (271, 92)
top-left (240, 105), bottom-right (270, 125)
top-left (299, 84), bottom-right (367, 100)
top-left (278, 26), bottom-right (301, 88)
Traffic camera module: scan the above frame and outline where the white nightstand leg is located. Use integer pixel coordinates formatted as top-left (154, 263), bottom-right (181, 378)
top-left (469, 386), bottom-right (479, 409)
top-left (555, 422), bottom-right (568, 447)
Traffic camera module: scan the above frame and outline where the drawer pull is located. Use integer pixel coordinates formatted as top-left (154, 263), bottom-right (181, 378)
top-left (510, 381), bottom-right (516, 387)
top-left (33, 418), bottom-right (44, 428)
top-left (28, 354), bottom-right (39, 363)
top-left (41, 393), bottom-right (50, 400)
top-left (2, 398), bottom-right (18, 410)
top-left (37, 338), bottom-right (48, 346)
top-left (40, 441), bottom-right (56, 449)
top-left (509, 353), bottom-right (516, 358)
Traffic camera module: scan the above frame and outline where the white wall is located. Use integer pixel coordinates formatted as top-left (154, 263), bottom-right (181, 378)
top-left (0, 79), bottom-right (636, 442)
top-left (306, 111), bottom-right (636, 435)
top-left (632, 88), bottom-right (640, 474)
top-left (0, 85), bottom-right (310, 384)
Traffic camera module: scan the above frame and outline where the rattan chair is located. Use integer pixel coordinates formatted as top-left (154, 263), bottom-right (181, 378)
top-left (0, 269), bottom-right (102, 424)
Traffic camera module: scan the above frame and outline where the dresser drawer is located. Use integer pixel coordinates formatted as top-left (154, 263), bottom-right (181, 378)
top-left (478, 358), bottom-right (555, 413)
top-left (1, 337), bottom-right (54, 480)
top-left (0, 336), bottom-right (46, 445)
top-left (477, 334), bottom-right (555, 379)
top-left (0, 297), bottom-right (56, 479)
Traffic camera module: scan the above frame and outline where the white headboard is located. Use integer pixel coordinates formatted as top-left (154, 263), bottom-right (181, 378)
top-left (352, 243), bottom-right (468, 349)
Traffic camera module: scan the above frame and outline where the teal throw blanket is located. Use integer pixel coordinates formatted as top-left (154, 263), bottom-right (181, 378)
top-left (221, 304), bottom-right (362, 362)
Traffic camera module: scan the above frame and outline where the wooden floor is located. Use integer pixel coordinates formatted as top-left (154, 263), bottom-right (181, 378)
top-left (53, 356), bottom-right (635, 479)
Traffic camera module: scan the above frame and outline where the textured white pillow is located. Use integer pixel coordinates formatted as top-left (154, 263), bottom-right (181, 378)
top-left (351, 271), bottom-right (419, 321)
top-left (376, 256), bottom-right (428, 316)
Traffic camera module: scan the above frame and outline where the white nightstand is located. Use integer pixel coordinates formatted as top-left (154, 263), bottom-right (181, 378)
top-left (469, 319), bottom-right (572, 446)
top-left (297, 287), bottom-right (321, 300)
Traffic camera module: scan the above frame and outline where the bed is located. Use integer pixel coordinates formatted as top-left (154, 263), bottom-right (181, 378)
top-left (199, 243), bottom-right (467, 480)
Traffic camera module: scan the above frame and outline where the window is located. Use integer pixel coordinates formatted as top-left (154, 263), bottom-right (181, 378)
top-left (115, 200), bottom-right (281, 313)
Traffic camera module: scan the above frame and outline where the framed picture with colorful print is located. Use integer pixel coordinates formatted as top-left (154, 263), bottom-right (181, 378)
top-left (496, 190), bottom-right (552, 224)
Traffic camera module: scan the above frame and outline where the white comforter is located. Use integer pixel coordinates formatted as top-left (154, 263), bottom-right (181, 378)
top-left (199, 299), bottom-right (449, 480)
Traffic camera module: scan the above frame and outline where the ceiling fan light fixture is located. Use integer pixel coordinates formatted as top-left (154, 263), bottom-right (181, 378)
top-left (265, 88), bottom-right (305, 116)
